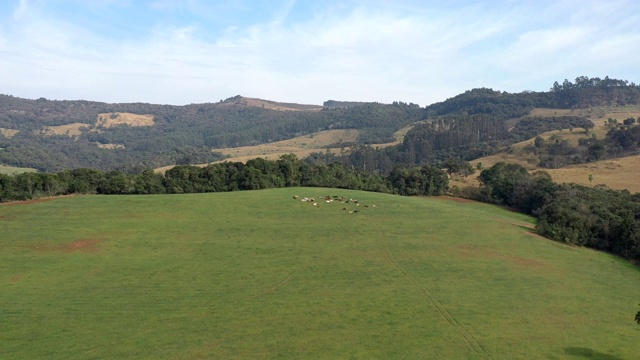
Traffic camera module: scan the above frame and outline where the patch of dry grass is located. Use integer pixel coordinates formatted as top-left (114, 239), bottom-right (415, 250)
top-left (37, 123), bottom-right (89, 137)
top-left (545, 155), bottom-right (640, 193)
top-left (0, 128), bottom-right (19, 139)
top-left (216, 129), bottom-right (360, 159)
top-left (96, 143), bottom-right (125, 149)
top-left (156, 127), bottom-right (412, 173)
top-left (96, 113), bottom-right (155, 128)
top-left (0, 165), bottom-right (37, 175)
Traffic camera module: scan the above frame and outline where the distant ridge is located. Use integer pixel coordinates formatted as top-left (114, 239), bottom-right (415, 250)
top-left (218, 95), bottom-right (323, 111)
top-left (322, 100), bottom-right (370, 108)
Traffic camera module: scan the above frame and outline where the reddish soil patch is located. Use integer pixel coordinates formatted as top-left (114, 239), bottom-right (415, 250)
top-left (9, 274), bottom-right (23, 284)
top-left (454, 245), bottom-right (560, 272)
top-left (0, 194), bottom-right (79, 206)
top-left (493, 218), bottom-right (535, 229)
top-left (499, 253), bottom-right (551, 269)
top-left (32, 239), bottom-right (103, 253)
top-left (432, 195), bottom-right (476, 203)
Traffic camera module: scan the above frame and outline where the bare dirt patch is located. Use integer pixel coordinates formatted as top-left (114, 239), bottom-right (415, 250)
top-left (9, 274), bottom-right (23, 284)
top-left (96, 113), bottom-right (155, 128)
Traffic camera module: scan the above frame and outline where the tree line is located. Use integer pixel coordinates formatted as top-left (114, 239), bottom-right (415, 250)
top-left (0, 155), bottom-right (449, 202)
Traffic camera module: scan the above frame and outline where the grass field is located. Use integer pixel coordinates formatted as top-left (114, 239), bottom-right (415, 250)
top-left (212, 127), bottom-right (408, 164)
top-left (0, 165), bottom-right (37, 175)
top-left (2, 189), bottom-right (639, 359)
top-left (155, 128), bottom-right (410, 173)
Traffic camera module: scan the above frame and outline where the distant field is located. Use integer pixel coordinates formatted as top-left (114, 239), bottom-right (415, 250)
top-left (96, 113), bottom-right (155, 128)
top-left (1, 189), bottom-right (639, 358)
top-left (0, 165), bottom-right (37, 175)
top-left (219, 129), bottom-right (360, 159)
top-left (545, 155), bottom-right (640, 193)
top-left (216, 128), bottom-right (408, 162)
top-left (38, 122), bottom-right (89, 137)
top-left (156, 128), bottom-right (410, 172)
top-left (530, 106), bottom-right (640, 123)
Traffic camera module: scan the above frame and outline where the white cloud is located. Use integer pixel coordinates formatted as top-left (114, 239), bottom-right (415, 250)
top-left (13, 0), bottom-right (30, 20)
top-left (0, 0), bottom-right (639, 105)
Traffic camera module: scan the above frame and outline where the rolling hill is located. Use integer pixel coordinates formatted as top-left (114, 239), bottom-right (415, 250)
top-left (0, 94), bottom-right (423, 172)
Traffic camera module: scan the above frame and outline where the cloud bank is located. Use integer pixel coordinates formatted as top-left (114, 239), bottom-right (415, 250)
top-left (0, 0), bottom-right (638, 106)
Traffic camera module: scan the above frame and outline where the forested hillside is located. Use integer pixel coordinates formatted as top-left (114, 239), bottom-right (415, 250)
top-left (2, 76), bottom-right (639, 173)
top-left (0, 95), bottom-right (423, 172)
top-left (316, 76), bottom-right (640, 173)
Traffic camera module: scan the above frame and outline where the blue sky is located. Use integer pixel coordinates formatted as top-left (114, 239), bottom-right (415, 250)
top-left (0, 0), bottom-right (639, 106)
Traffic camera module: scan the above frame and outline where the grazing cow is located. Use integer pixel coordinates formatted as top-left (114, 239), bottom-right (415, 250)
top-left (293, 195), bottom-right (299, 199)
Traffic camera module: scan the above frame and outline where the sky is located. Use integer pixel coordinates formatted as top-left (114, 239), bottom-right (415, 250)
top-left (0, 0), bottom-right (639, 106)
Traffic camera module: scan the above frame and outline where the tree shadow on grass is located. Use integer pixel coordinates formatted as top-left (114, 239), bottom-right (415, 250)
top-left (564, 347), bottom-right (624, 360)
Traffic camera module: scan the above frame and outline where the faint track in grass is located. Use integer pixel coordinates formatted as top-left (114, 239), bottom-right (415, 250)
top-left (68, 265), bottom-right (310, 359)
top-left (377, 226), bottom-right (493, 360)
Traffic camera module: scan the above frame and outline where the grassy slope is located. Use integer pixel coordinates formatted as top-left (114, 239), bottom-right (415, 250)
top-left (155, 127), bottom-right (411, 172)
top-left (1, 189), bottom-right (639, 359)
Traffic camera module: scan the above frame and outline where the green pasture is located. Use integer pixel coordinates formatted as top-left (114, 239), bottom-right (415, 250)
top-left (1, 189), bottom-right (639, 359)
top-left (0, 165), bottom-right (36, 175)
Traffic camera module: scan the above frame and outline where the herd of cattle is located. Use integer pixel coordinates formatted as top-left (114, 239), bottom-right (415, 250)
top-left (293, 194), bottom-right (376, 214)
